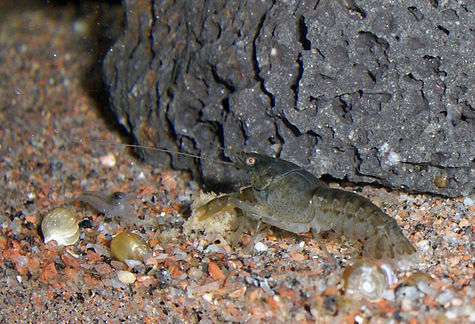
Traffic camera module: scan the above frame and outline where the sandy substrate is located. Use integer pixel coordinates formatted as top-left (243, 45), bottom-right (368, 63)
top-left (0, 2), bottom-right (473, 323)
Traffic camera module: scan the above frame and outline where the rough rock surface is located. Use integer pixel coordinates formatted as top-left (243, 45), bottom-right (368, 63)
top-left (103, 0), bottom-right (474, 197)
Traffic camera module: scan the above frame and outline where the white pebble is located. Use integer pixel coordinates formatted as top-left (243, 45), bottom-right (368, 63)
top-left (401, 299), bottom-right (413, 312)
top-left (202, 293), bottom-right (213, 302)
top-left (156, 253), bottom-right (170, 260)
top-left (387, 151), bottom-right (401, 165)
top-left (204, 244), bottom-right (220, 254)
top-left (417, 239), bottom-right (431, 252)
top-left (261, 279), bottom-right (275, 296)
top-left (470, 310), bottom-right (475, 322)
top-left (117, 270), bottom-right (136, 284)
top-left (100, 153), bottom-right (116, 167)
top-left (436, 290), bottom-right (454, 305)
top-left (254, 242), bottom-right (267, 252)
top-left (463, 197), bottom-right (474, 207)
top-left (452, 298), bottom-right (463, 307)
top-left (446, 311), bottom-right (456, 320)
top-left (124, 259), bottom-right (143, 268)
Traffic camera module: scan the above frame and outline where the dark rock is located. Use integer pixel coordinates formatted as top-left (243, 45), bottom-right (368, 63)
top-left (103, 0), bottom-right (474, 197)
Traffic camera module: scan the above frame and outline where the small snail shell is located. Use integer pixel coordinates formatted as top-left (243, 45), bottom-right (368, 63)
top-left (343, 260), bottom-right (387, 302)
top-left (41, 207), bottom-right (80, 246)
top-left (110, 232), bottom-right (151, 262)
top-left (434, 174), bottom-right (449, 188)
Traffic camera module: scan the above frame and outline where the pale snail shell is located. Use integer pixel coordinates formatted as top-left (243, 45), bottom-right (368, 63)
top-left (434, 174), bottom-right (449, 188)
top-left (343, 260), bottom-right (387, 302)
top-left (110, 232), bottom-right (151, 262)
top-left (41, 207), bottom-right (80, 246)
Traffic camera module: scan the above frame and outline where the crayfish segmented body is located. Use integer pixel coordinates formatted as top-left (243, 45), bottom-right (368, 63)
top-left (196, 152), bottom-right (416, 262)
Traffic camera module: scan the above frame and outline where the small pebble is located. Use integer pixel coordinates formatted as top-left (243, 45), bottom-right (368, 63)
top-left (174, 249), bottom-right (188, 261)
top-left (203, 244), bottom-right (220, 254)
top-left (458, 218), bottom-right (470, 227)
top-left (288, 241), bottom-right (305, 254)
top-left (446, 311), bottom-right (456, 320)
top-left (202, 293), bottom-right (213, 302)
top-left (245, 276), bottom-right (259, 287)
top-left (124, 259), bottom-right (143, 268)
top-left (254, 242), bottom-right (267, 252)
top-left (436, 290), bottom-right (454, 305)
top-left (117, 270), bottom-right (136, 284)
top-left (156, 253), bottom-right (170, 260)
top-left (401, 299), bottom-right (413, 312)
top-left (99, 153), bottom-right (116, 167)
top-left (463, 197), bottom-right (474, 207)
top-left (452, 298), bottom-right (463, 307)
top-left (417, 239), bottom-right (431, 252)
top-left (260, 279), bottom-right (275, 296)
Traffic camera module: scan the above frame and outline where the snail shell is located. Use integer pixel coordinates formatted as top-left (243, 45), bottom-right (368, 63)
top-left (434, 174), bottom-right (449, 188)
top-left (41, 207), bottom-right (80, 246)
top-left (110, 232), bottom-right (151, 262)
top-left (343, 260), bottom-right (387, 302)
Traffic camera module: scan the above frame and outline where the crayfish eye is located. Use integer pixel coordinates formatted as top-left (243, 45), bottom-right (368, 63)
top-left (246, 157), bottom-right (256, 166)
top-left (112, 192), bottom-right (125, 200)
